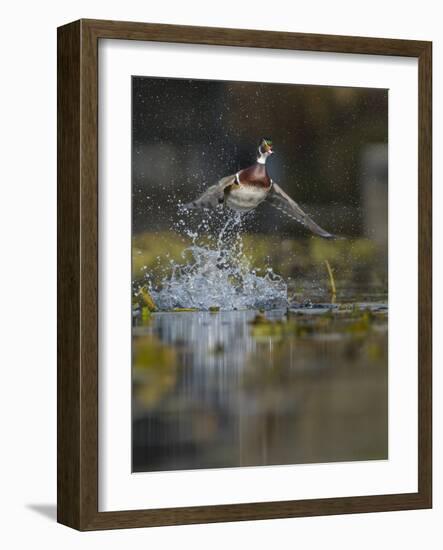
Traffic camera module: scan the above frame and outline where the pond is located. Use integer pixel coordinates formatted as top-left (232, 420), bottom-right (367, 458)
top-left (132, 304), bottom-right (388, 472)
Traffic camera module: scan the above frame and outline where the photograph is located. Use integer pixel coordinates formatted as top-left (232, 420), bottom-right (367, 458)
top-left (131, 76), bottom-right (389, 473)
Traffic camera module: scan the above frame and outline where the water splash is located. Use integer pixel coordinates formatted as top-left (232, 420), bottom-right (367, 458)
top-left (150, 209), bottom-right (287, 311)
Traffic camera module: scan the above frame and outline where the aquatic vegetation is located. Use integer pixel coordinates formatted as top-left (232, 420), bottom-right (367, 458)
top-left (141, 307), bottom-right (152, 324)
top-left (324, 259), bottom-right (337, 303)
top-left (249, 304), bottom-right (387, 342)
top-left (138, 286), bottom-right (157, 311)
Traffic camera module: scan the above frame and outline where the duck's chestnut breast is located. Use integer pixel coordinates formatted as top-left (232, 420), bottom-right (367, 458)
top-left (237, 163), bottom-right (271, 188)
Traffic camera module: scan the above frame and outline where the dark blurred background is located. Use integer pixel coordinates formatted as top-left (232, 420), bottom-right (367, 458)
top-left (132, 77), bottom-right (388, 299)
top-left (133, 77), bottom-right (387, 235)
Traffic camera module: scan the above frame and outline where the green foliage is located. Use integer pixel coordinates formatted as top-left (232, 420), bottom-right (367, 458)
top-left (132, 231), bottom-right (387, 302)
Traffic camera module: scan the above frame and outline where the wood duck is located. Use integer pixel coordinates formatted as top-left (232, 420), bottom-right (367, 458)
top-left (185, 138), bottom-right (334, 238)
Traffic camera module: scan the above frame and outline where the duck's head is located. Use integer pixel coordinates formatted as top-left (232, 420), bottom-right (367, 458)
top-left (257, 138), bottom-right (274, 163)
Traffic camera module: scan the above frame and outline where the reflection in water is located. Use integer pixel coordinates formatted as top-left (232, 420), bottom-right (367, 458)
top-left (132, 309), bottom-right (388, 472)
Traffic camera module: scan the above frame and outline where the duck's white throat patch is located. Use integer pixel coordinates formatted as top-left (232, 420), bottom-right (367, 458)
top-left (257, 152), bottom-right (270, 164)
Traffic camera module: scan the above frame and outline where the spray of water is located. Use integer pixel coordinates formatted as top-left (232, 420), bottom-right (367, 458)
top-left (147, 208), bottom-right (287, 311)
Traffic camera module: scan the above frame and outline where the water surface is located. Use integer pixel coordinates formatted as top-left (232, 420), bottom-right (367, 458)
top-left (132, 307), bottom-right (388, 472)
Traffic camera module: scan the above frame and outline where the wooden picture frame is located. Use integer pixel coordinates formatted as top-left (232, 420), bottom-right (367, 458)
top-left (57, 18), bottom-right (432, 530)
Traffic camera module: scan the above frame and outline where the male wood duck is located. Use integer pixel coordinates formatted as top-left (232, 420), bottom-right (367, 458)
top-left (185, 138), bottom-right (334, 238)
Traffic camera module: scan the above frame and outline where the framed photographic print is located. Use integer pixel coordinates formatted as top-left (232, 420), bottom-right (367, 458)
top-left (57, 19), bottom-right (432, 530)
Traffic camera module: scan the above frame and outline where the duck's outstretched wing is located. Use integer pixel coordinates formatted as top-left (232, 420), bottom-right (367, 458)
top-left (184, 175), bottom-right (236, 209)
top-left (266, 182), bottom-right (334, 238)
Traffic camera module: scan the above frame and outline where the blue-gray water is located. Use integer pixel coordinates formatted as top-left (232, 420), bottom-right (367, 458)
top-left (132, 307), bottom-right (388, 472)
